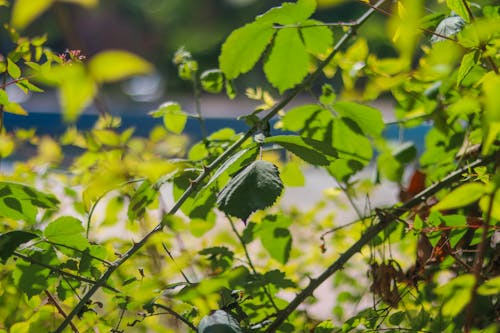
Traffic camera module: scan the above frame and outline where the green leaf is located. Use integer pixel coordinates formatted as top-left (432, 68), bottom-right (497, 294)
top-left (0, 231), bottom-right (39, 263)
top-left (7, 58), bottom-right (21, 79)
top-left (198, 310), bottom-right (242, 333)
top-left (199, 246), bottom-right (234, 273)
top-left (264, 28), bottom-right (309, 93)
top-left (89, 50), bottom-right (153, 83)
top-left (219, 21), bottom-right (274, 79)
top-left (128, 180), bottom-right (157, 220)
top-left (44, 216), bottom-right (90, 250)
top-left (281, 161), bottom-right (305, 187)
top-left (258, 0), bottom-right (316, 25)
top-left (217, 160), bottom-right (283, 222)
top-left (300, 20), bottom-right (334, 55)
top-left (150, 101), bottom-right (188, 134)
top-left (446, 0), bottom-right (471, 22)
top-left (200, 69), bottom-right (224, 93)
top-left (258, 214), bottom-right (292, 264)
top-left (477, 276), bottom-right (500, 296)
top-left (265, 135), bottom-right (337, 166)
top-left (457, 51), bottom-right (477, 86)
top-left (11, 0), bottom-right (53, 30)
top-left (333, 102), bottom-right (384, 137)
top-left (332, 117), bottom-right (373, 163)
top-left (431, 183), bottom-right (486, 211)
top-left (314, 320), bottom-right (334, 333)
top-left (435, 274), bottom-right (475, 317)
top-left (0, 182), bottom-right (59, 223)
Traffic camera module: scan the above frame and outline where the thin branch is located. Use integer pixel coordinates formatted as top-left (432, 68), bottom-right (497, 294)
top-left (151, 302), bottom-right (197, 331)
top-left (161, 242), bottom-right (192, 284)
top-left (13, 252), bottom-right (120, 293)
top-left (45, 290), bottom-right (80, 333)
top-left (226, 214), bottom-right (279, 312)
top-left (263, 155), bottom-right (494, 332)
top-left (463, 157), bottom-right (499, 332)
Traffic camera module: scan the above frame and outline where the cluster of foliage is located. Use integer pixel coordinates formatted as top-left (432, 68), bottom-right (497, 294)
top-left (0, 0), bottom-right (499, 332)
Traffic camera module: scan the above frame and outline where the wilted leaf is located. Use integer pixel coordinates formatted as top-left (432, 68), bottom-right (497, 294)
top-left (217, 160), bottom-right (283, 222)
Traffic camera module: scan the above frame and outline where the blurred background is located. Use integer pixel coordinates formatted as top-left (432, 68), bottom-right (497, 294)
top-left (1, 0), bottom-right (396, 116)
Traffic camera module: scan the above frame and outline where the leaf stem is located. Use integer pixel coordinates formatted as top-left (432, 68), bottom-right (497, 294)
top-left (463, 157), bottom-right (499, 332)
top-left (226, 214), bottom-right (280, 312)
top-left (44, 290), bottom-right (80, 333)
top-left (13, 251), bottom-right (120, 293)
top-left (151, 302), bottom-right (198, 331)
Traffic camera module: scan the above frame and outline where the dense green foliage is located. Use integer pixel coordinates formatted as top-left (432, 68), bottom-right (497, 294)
top-left (0, 0), bottom-right (499, 332)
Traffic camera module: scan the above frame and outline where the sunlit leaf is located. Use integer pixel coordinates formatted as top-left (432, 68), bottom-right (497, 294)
top-left (333, 101), bottom-right (384, 137)
top-left (219, 21), bottom-right (274, 79)
top-left (11, 0), bottom-right (53, 30)
top-left (300, 20), bottom-right (334, 55)
top-left (432, 183), bottom-right (486, 211)
top-left (128, 180), bottom-right (157, 220)
top-left (446, 0), bottom-right (471, 22)
top-left (257, 214), bottom-right (292, 264)
top-left (89, 50), bottom-right (152, 83)
top-left (150, 101), bottom-right (187, 134)
top-left (44, 216), bottom-right (90, 250)
top-left (7, 58), bottom-right (21, 79)
top-left (264, 28), bottom-right (309, 93)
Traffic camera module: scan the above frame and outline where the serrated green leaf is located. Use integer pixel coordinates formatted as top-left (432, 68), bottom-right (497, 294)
top-left (332, 117), bottom-right (373, 163)
top-left (431, 183), bottom-right (486, 212)
top-left (89, 50), bottom-right (152, 83)
top-left (219, 21), bottom-right (274, 79)
top-left (333, 101), bottom-right (384, 137)
top-left (258, 0), bottom-right (316, 25)
top-left (300, 20), bottom-right (334, 55)
top-left (198, 310), bottom-right (242, 333)
top-left (0, 231), bottom-right (39, 263)
top-left (217, 160), bottom-right (283, 221)
top-left (200, 69), bottom-right (224, 93)
top-left (44, 216), bottom-right (90, 250)
top-left (264, 28), bottom-right (309, 93)
top-left (258, 214), bottom-right (292, 264)
top-left (265, 135), bottom-right (337, 165)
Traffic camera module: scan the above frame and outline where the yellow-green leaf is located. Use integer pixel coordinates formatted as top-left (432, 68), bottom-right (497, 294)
top-left (89, 50), bottom-right (153, 83)
top-left (432, 182), bottom-right (486, 212)
top-left (7, 58), bottom-right (21, 79)
top-left (58, 0), bottom-right (98, 8)
top-left (11, 0), bottom-right (54, 30)
top-left (4, 103), bottom-right (28, 115)
top-left (446, 0), bottom-right (471, 22)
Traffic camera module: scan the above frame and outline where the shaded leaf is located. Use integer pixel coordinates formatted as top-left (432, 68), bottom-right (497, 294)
top-left (265, 135), bottom-right (337, 165)
top-left (201, 69), bottom-right (224, 93)
top-left (198, 310), bottom-right (242, 333)
top-left (0, 231), bottom-right (39, 263)
top-left (217, 161), bottom-right (283, 221)
top-left (128, 180), bottom-right (157, 220)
